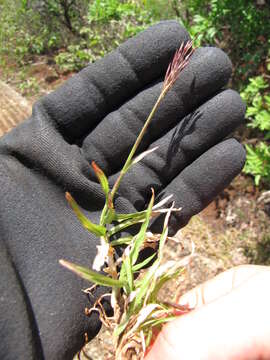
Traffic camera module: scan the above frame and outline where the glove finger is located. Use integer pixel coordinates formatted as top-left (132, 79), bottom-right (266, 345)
top-left (82, 47), bottom-right (232, 175)
top-left (39, 21), bottom-right (189, 142)
top-left (110, 89), bottom-right (245, 209)
top-left (150, 138), bottom-right (246, 235)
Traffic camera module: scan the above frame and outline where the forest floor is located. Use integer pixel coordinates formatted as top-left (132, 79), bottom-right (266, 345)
top-left (1, 57), bottom-right (270, 360)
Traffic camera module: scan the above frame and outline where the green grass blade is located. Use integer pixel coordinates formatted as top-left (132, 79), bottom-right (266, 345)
top-left (114, 211), bottom-right (147, 222)
top-left (141, 315), bottom-right (177, 329)
top-left (149, 267), bottom-right (185, 303)
top-left (66, 192), bottom-right (106, 237)
top-left (122, 256), bottom-right (134, 294)
top-left (104, 207), bottom-right (115, 223)
top-left (130, 190), bottom-right (154, 266)
top-left (110, 236), bottom-right (133, 247)
top-left (59, 259), bottom-right (124, 288)
top-left (114, 312), bottom-right (131, 337)
top-left (108, 217), bottom-right (144, 237)
top-left (119, 263), bottom-right (128, 293)
top-left (132, 260), bottom-right (159, 312)
top-left (132, 253), bottom-right (156, 272)
top-left (91, 161), bottom-right (109, 196)
top-left (145, 328), bottom-right (153, 348)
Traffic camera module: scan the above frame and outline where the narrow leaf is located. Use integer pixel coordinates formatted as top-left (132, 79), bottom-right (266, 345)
top-left (114, 313), bottom-right (131, 337)
top-left (130, 189), bottom-right (155, 266)
top-left (132, 253), bottom-right (156, 271)
top-left (103, 206), bottom-right (115, 224)
top-left (114, 211), bottom-right (147, 222)
top-left (108, 217), bottom-right (144, 237)
top-left (111, 198), bottom-right (175, 223)
top-left (110, 236), bottom-right (133, 247)
top-left (141, 315), bottom-right (177, 329)
top-left (114, 208), bottom-right (177, 223)
top-left (150, 267), bottom-right (185, 303)
top-left (91, 161), bottom-right (109, 196)
top-left (118, 245), bottom-right (134, 294)
top-left (145, 328), bottom-right (153, 348)
top-left (59, 259), bottom-right (124, 288)
top-left (123, 256), bottom-right (134, 294)
top-left (132, 260), bottom-right (159, 312)
top-left (66, 192), bottom-right (106, 236)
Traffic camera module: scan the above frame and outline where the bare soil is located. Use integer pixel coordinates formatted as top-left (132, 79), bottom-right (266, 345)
top-left (0, 80), bottom-right (31, 136)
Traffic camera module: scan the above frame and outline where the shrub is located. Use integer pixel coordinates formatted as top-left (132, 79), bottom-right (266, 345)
top-left (0, 0), bottom-right (87, 65)
top-left (241, 75), bottom-right (270, 185)
top-left (55, 0), bottom-right (159, 72)
top-left (180, 0), bottom-right (270, 85)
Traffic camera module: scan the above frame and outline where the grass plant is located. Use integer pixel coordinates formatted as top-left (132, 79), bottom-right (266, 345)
top-left (60, 40), bottom-right (195, 359)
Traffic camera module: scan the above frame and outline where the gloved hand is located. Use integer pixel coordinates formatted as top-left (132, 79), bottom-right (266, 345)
top-left (0, 21), bottom-right (245, 360)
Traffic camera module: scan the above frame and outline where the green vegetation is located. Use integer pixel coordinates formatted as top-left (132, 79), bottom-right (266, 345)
top-left (179, 0), bottom-right (270, 84)
top-left (241, 75), bottom-right (270, 185)
top-left (0, 0), bottom-right (270, 186)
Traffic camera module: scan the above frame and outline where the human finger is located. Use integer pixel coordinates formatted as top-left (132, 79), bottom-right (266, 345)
top-left (178, 265), bottom-right (270, 308)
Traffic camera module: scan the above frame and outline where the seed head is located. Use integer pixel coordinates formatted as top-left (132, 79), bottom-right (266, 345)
top-left (163, 40), bottom-right (195, 92)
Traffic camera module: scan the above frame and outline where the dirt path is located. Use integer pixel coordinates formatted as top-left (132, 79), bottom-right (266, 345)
top-left (0, 80), bottom-right (31, 137)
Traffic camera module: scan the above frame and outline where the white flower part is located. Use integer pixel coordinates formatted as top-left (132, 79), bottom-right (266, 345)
top-left (92, 241), bottom-right (110, 271)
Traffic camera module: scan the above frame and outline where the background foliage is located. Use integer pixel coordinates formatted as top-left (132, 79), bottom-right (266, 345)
top-left (0, 0), bottom-right (269, 186)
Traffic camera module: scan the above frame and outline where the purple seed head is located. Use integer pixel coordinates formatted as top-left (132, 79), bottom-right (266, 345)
top-left (163, 40), bottom-right (195, 91)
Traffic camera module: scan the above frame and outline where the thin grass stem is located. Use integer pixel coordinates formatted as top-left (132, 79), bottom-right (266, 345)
top-left (110, 91), bottom-right (165, 200)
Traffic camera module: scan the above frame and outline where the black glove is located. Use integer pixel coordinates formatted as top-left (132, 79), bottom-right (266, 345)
top-left (0, 21), bottom-right (245, 360)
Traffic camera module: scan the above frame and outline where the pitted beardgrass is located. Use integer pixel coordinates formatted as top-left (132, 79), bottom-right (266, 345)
top-left (60, 40), bottom-right (195, 359)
